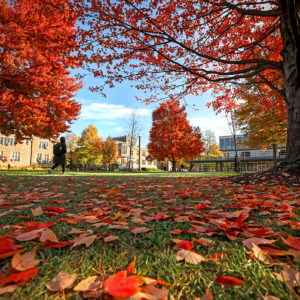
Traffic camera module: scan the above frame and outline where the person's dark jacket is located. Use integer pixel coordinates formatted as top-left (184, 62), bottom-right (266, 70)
top-left (53, 142), bottom-right (67, 164)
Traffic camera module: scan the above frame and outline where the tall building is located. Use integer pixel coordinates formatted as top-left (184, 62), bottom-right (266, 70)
top-left (0, 135), bottom-right (54, 167)
top-left (112, 136), bottom-right (157, 170)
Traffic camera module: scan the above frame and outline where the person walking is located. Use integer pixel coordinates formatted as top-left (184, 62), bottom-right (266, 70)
top-left (48, 137), bottom-right (67, 175)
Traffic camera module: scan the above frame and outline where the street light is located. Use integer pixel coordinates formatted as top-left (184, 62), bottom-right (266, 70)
top-left (138, 134), bottom-right (141, 171)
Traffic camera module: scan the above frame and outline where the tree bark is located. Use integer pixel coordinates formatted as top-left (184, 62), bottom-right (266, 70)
top-left (279, 0), bottom-right (300, 162)
top-left (172, 159), bottom-right (176, 171)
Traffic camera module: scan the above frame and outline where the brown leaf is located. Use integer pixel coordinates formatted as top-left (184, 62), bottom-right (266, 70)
top-left (104, 235), bottom-right (119, 243)
top-left (108, 224), bottom-right (129, 230)
top-left (131, 227), bottom-right (151, 235)
top-left (46, 272), bottom-right (77, 291)
top-left (31, 206), bottom-right (44, 217)
top-left (11, 247), bottom-right (40, 271)
top-left (15, 228), bottom-right (44, 241)
top-left (176, 250), bottom-right (206, 265)
top-left (273, 266), bottom-right (300, 288)
top-left (74, 275), bottom-right (103, 292)
top-left (194, 289), bottom-right (213, 300)
top-left (71, 234), bottom-right (97, 248)
top-left (68, 228), bottom-right (94, 235)
top-left (40, 229), bottom-right (59, 243)
top-left (242, 237), bottom-right (277, 250)
top-left (0, 284), bottom-right (18, 295)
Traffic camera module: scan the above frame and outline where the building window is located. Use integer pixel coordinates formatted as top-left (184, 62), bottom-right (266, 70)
top-left (36, 153), bottom-right (42, 163)
top-left (241, 151), bottom-right (250, 158)
top-left (0, 150), bottom-right (3, 160)
top-left (121, 158), bottom-right (125, 165)
top-left (11, 151), bottom-right (20, 161)
top-left (39, 141), bottom-right (48, 149)
top-left (121, 145), bottom-right (127, 154)
top-left (1, 137), bottom-right (15, 146)
top-left (26, 139), bottom-right (30, 145)
top-left (44, 154), bottom-right (49, 163)
top-left (142, 160), bottom-right (146, 165)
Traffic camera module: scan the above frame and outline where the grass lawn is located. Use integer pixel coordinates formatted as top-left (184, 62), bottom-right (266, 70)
top-left (0, 171), bottom-right (299, 299)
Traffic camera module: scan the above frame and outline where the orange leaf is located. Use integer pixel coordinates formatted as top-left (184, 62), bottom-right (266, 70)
top-left (127, 257), bottom-right (136, 275)
top-left (0, 268), bottom-right (38, 285)
top-left (11, 247), bottom-right (40, 271)
top-left (215, 276), bottom-right (245, 285)
top-left (104, 271), bottom-right (142, 297)
top-left (108, 188), bottom-right (120, 195)
top-left (281, 235), bottom-right (300, 250)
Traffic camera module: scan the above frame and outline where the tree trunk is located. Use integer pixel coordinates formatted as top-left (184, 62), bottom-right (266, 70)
top-left (279, 0), bottom-right (300, 162)
top-left (172, 159), bottom-right (176, 171)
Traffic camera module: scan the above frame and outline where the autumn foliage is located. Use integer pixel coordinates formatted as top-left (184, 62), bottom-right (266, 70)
top-left (0, 0), bottom-right (82, 141)
top-left (147, 100), bottom-right (204, 171)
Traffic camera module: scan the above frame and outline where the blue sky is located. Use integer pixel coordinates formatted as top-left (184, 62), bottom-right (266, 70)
top-left (69, 74), bottom-right (231, 147)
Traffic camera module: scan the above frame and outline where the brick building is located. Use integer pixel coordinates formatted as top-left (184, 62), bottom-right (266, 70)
top-left (112, 136), bottom-right (157, 170)
top-left (0, 135), bottom-right (54, 167)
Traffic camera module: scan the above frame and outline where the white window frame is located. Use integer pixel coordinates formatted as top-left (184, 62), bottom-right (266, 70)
top-left (36, 153), bottom-right (42, 163)
top-left (11, 151), bottom-right (20, 161)
top-left (44, 153), bottom-right (49, 163)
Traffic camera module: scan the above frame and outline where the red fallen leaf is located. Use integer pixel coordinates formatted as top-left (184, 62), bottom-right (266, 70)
top-left (215, 276), bottom-right (245, 286)
top-left (104, 271), bottom-right (142, 297)
top-left (43, 241), bottom-right (73, 248)
top-left (45, 207), bottom-right (66, 213)
top-left (281, 235), bottom-right (300, 250)
top-left (176, 241), bottom-right (194, 250)
top-left (0, 237), bottom-right (16, 256)
top-left (192, 237), bottom-right (213, 246)
top-left (127, 257), bottom-right (136, 275)
top-left (22, 222), bottom-right (55, 228)
top-left (0, 268), bottom-right (38, 285)
top-left (181, 193), bottom-right (190, 200)
top-left (207, 253), bottom-right (227, 260)
top-left (50, 186), bottom-right (58, 190)
top-left (68, 178), bottom-right (73, 182)
top-left (170, 229), bottom-right (182, 235)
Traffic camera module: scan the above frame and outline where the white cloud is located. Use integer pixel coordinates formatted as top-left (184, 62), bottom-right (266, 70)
top-left (80, 103), bottom-right (151, 120)
top-left (190, 116), bottom-right (231, 140)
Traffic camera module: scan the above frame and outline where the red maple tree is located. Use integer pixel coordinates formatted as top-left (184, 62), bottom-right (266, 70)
top-left (147, 100), bottom-right (205, 171)
top-left (0, 0), bottom-right (82, 141)
top-left (72, 0), bottom-right (299, 162)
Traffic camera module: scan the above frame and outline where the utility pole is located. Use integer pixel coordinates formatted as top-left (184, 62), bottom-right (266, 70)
top-left (139, 134), bottom-right (141, 171)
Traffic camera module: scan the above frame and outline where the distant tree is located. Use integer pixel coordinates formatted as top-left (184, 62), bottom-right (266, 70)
top-left (234, 95), bottom-right (287, 150)
top-left (125, 111), bottom-right (141, 171)
top-left (202, 130), bottom-right (223, 159)
top-left (77, 125), bottom-right (103, 168)
top-left (65, 133), bottom-right (79, 167)
top-left (102, 137), bottom-right (119, 171)
top-left (147, 100), bottom-right (205, 171)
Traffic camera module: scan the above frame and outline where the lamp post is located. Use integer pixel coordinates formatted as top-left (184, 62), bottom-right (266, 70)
top-left (138, 134), bottom-right (141, 171)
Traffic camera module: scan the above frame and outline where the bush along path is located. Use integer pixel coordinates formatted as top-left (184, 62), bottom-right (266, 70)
top-left (0, 174), bottom-right (299, 299)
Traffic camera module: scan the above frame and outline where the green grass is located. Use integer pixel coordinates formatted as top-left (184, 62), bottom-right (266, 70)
top-left (0, 171), bottom-right (299, 299)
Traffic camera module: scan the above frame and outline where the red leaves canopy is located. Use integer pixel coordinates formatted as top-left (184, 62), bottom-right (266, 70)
top-left (147, 100), bottom-right (205, 165)
top-left (0, 0), bottom-right (82, 141)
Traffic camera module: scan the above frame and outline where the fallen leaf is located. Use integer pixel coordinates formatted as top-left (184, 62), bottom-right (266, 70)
top-left (242, 237), bottom-right (277, 250)
top-left (11, 248), bottom-right (40, 271)
top-left (281, 235), bottom-right (300, 250)
top-left (0, 237), bottom-right (17, 256)
top-left (104, 271), bottom-right (143, 298)
top-left (0, 284), bottom-right (17, 295)
top-left (40, 229), bottom-right (59, 243)
top-left (71, 234), bottom-right (97, 248)
top-left (0, 268), bottom-right (38, 285)
top-left (46, 272), bottom-right (77, 291)
top-left (176, 241), bottom-right (194, 250)
top-left (273, 266), bottom-right (300, 288)
top-left (31, 206), bottom-right (43, 217)
top-left (176, 250), bottom-right (206, 265)
top-left (15, 228), bottom-right (45, 241)
top-left (74, 275), bottom-right (103, 292)
top-left (104, 235), bottom-right (119, 243)
top-left (215, 276), bottom-right (245, 286)
top-left (131, 227), bottom-right (151, 235)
